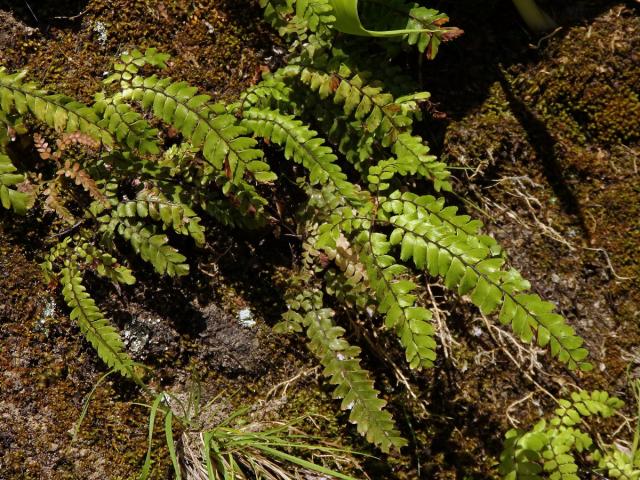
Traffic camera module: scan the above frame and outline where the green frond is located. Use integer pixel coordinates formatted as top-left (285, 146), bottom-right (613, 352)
top-left (261, 0), bottom-right (335, 41)
top-left (293, 0), bottom-right (336, 35)
top-left (311, 99), bottom-right (378, 176)
top-left (240, 107), bottom-right (364, 204)
top-left (60, 265), bottom-right (137, 378)
top-left (286, 60), bottom-right (408, 142)
top-left (0, 68), bottom-right (113, 146)
top-left (282, 60), bottom-right (451, 190)
top-left (0, 152), bottom-right (31, 214)
top-left (500, 427), bottom-right (548, 479)
top-left (155, 145), bottom-right (269, 228)
top-left (117, 187), bottom-right (205, 245)
top-left (551, 390), bottom-right (623, 427)
top-left (357, 231), bottom-right (437, 369)
top-left (260, 0), bottom-right (294, 32)
top-left (594, 448), bottom-right (640, 480)
top-left (368, 137), bottom-right (451, 193)
top-left (237, 75), bottom-right (295, 112)
top-left (100, 215), bottom-right (189, 277)
top-left (500, 390), bottom-right (627, 480)
top-left (403, 5), bottom-right (456, 58)
top-left (357, 0), bottom-right (456, 58)
top-left (109, 68), bottom-right (275, 188)
top-left (93, 92), bottom-right (160, 154)
top-left (380, 190), bottom-right (591, 371)
top-left (278, 288), bottom-right (407, 452)
top-left (74, 240), bottom-right (136, 285)
top-left (391, 133), bottom-right (451, 191)
top-left (197, 183), bottom-right (269, 229)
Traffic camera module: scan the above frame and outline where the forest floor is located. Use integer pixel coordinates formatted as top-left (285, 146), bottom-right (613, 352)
top-left (0, 0), bottom-right (638, 478)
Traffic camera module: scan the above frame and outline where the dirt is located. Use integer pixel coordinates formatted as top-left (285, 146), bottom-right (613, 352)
top-left (0, 1), bottom-right (639, 479)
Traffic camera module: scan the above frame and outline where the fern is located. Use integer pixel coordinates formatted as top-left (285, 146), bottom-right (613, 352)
top-left (277, 286), bottom-right (407, 452)
top-left (116, 186), bottom-right (205, 245)
top-left (0, 68), bottom-right (111, 146)
top-left (280, 58), bottom-right (452, 191)
top-left (260, 0), bottom-right (335, 44)
top-left (73, 240), bottom-right (136, 285)
top-left (380, 191), bottom-right (590, 370)
top-left (239, 106), bottom-right (364, 204)
top-left (57, 160), bottom-right (109, 206)
top-left (0, 67), bottom-right (164, 154)
top-left (357, 230), bottom-right (437, 369)
top-left (98, 214), bottom-right (190, 277)
top-left (93, 92), bottom-right (160, 154)
top-left (43, 181), bottom-right (75, 224)
top-left (593, 448), bottom-right (640, 480)
top-left (0, 151), bottom-right (30, 214)
top-left (356, 0), bottom-right (462, 58)
top-left (105, 49), bottom-right (275, 188)
top-left (60, 265), bottom-right (138, 379)
top-left (0, 1), bottom-right (597, 455)
top-left (500, 390), bottom-right (629, 480)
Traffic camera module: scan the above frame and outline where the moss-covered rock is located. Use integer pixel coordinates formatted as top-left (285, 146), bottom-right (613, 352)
top-left (513, 7), bottom-right (640, 145)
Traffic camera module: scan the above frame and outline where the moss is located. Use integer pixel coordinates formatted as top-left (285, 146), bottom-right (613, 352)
top-left (2, 0), bottom-right (281, 102)
top-left (0, 239), bottom-right (155, 478)
top-left (512, 7), bottom-right (640, 146)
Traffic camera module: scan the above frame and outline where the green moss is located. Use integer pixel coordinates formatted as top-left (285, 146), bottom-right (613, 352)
top-left (513, 9), bottom-right (640, 146)
top-left (4, 0), bottom-right (281, 102)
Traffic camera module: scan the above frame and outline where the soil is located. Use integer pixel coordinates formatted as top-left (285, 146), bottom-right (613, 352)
top-left (0, 0), bottom-right (639, 479)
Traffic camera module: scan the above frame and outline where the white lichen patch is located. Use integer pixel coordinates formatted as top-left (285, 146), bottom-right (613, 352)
top-left (238, 308), bottom-right (256, 328)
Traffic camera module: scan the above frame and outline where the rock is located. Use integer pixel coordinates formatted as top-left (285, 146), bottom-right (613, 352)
top-left (197, 303), bottom-right (269, 376)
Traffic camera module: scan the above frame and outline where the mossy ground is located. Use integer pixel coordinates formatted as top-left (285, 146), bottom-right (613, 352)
top-left (0, 1), bottom-right (639, 479)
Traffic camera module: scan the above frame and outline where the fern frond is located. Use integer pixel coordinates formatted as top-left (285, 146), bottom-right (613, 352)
top-left (118, 219), bottom-right (189, 277)
top-left (43, 181), bottom-right (75, 223)
top-left (281, 61), bottom-right (451, 190)
top-left (500, 390), bottom-right (626, 480)
top-left (260, 0), bottom-right (294, 32)
top-left (594, 448), bottom-right (640, 479)
top-left (287, 61), bottom-right (402, 142)
top-left (261, 0), bottom-right (335, 42)
top-left (552, 390), bottom-right (623, 426)
top-left (0, 68), bottom-right (112, 145)
top-left (60, 265), bottom-right (137, 378)
top-left (98, 214), bottom-right (189, 277)
top-left (238, 75), bottom-right (295, 112)
top-left (357, 0), bottom-right (461, 58)
top-left (279, 288), bottom-right (407, 452)
top-left (390, 133), bottom-right (451, 191)
top-left (106, 53), bottom-right (275, 188)
top-left (357, 231), bottom-right (437, 369)
top-left (380, 191), bottom-right (591, 370)
top-left (74, 240), bottom-right (136, 285)
top-left (0, 152), bottom-right (30, 214)
top-left (33, 132), bottom-right (54, 160)
top-left (240, 107), bottom-right (364, 204)
top-left (313, 206), bottom-right (438, 370)
top-left (57, 160), bottom-right (109, 206)
top-left (117, 187), bottom-right (205, 245)
top-left (55, 131), bottom-right (102, 153)
top-left (93, 92), bottom-right (160, 154)
top-left (293, 0), bottom-right (335, 36)
top-left (368, 140), bottom-right (450, 193)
